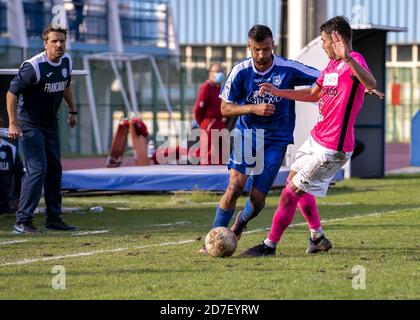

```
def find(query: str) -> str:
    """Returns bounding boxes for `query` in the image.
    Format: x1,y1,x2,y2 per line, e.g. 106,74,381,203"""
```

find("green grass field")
0,174,419,300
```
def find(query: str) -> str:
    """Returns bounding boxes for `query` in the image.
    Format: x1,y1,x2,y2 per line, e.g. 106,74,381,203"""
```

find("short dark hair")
42,24,68,41
248,25,273,42
320,16,352,41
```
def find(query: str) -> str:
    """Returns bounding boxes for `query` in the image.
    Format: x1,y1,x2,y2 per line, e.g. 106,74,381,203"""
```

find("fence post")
411,111,420,166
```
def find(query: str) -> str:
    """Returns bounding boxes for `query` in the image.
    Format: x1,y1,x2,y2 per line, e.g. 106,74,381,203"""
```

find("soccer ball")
205,227,237,257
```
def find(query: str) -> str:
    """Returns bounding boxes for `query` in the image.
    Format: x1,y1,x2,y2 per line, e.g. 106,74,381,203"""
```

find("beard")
254,57,271,66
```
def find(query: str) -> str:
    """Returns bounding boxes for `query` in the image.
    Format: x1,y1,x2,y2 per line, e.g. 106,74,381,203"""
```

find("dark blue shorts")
227,128,287,194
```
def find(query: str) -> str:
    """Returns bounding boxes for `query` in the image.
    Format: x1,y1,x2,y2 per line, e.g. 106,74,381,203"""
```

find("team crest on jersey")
0,151,6,160
272,76,282,86
62,68,68,78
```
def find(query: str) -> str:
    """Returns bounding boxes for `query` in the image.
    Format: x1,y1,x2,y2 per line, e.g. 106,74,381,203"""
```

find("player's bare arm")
6,92,21,139
332,31,377,90
220,100,275,117
258,83,322,103
63,85,78,128
366,88,385,100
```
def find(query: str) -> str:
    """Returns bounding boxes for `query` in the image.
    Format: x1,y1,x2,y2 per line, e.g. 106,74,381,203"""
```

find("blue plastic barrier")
411,111,420,166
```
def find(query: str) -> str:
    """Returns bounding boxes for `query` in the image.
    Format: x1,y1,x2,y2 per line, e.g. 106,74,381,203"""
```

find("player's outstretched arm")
221,100,275,117
366,88,385,100
258,83,321,103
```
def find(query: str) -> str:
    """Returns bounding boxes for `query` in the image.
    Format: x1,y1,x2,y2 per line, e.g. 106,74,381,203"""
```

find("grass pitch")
0,174,419,300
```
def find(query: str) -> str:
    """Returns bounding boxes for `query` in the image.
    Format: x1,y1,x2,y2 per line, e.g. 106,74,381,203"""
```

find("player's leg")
287,170,323,243
43,129,76,231
213,168,248,228
198,168,247,254
290,138,351,253
240,139,311,256
14,127,46,233
212,126,251,228
230,187,265,240
231,144,287,240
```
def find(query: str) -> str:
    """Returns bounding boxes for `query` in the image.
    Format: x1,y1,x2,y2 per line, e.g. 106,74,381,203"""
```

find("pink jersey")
311,51,370,152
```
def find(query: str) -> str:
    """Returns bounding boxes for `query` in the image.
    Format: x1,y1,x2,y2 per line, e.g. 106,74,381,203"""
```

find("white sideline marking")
71,230,110,236
148,221,191,227
0,240,28,246
0,240,195,267
1,208,417,267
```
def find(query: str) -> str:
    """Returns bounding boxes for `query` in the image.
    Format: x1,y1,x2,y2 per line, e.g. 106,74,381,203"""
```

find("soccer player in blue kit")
7,25,78,233
199,25,320,253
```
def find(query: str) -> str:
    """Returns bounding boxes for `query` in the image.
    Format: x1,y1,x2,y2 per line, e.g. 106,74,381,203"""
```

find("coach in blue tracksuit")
7,25,78,233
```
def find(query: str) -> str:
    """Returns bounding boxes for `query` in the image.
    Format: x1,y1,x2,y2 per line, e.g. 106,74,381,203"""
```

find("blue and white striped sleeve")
8,62,37,96
219,64,244,104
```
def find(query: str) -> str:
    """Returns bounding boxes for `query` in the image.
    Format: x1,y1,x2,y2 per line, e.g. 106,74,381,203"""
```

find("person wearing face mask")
193,63,227,165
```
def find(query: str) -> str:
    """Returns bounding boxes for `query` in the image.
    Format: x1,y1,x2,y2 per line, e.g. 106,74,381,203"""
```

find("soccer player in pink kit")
241,16,384,256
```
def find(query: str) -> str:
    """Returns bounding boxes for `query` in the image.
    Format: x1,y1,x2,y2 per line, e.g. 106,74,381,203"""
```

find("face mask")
213,72,225,84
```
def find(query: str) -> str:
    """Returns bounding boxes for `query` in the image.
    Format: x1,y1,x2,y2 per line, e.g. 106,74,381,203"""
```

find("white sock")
263,238,277,248
310,227,324,241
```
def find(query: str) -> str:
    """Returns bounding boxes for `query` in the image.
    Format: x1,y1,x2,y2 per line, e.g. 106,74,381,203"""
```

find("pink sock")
268,185,300,244
297,193,321,231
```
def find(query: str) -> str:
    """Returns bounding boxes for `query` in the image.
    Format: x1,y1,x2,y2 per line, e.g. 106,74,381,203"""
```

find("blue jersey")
9,52,72,128
220,55,320,145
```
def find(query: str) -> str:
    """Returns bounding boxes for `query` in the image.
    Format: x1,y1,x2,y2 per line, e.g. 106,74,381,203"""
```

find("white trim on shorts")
291,135,352,197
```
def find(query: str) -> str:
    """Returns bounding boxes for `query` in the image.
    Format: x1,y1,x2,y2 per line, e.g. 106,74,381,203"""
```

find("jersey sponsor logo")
62,68,68,78
248,91,282,104
323,73,339,86
253,78,266,83
325,87,338,96
44,81,67,93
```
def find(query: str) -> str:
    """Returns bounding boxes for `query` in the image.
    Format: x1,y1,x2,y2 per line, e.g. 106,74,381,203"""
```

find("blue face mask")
213,72,225,84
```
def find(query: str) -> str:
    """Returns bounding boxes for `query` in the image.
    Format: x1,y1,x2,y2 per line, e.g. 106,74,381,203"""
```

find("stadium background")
0,0,417,157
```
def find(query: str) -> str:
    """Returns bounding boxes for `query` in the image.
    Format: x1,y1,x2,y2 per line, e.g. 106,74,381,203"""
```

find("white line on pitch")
148,221,191,227
0,240,195,267
0,208,417,267
0,240,29,246
71,230,110,236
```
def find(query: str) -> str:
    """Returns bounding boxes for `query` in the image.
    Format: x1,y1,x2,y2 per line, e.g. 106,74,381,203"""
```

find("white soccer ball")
205,227,237,258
